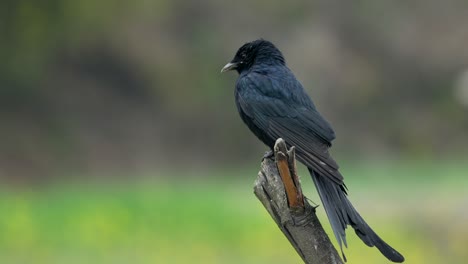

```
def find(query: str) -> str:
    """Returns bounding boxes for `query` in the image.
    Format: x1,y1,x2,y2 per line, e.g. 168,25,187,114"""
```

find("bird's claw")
262,150,274,160
305,196,320,210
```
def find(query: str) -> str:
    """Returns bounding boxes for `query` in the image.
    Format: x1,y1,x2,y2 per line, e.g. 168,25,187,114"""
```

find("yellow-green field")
0,161,467,264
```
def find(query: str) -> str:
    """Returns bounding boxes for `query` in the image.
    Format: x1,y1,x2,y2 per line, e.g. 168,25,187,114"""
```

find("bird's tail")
309,169,404,263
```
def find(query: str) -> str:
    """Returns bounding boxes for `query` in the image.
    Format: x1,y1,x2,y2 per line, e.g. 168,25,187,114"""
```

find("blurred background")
1,0,468,263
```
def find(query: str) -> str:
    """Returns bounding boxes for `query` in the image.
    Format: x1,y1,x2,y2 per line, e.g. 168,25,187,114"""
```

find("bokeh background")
1,0,468,263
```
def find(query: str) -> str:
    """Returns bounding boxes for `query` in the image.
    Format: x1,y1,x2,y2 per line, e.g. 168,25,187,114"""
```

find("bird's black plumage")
222,39,404,263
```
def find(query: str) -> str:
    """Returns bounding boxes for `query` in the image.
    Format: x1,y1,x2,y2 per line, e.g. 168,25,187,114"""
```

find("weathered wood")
254,138,344,264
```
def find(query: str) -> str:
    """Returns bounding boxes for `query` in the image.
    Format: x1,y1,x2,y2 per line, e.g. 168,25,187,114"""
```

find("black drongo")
222,39,404,263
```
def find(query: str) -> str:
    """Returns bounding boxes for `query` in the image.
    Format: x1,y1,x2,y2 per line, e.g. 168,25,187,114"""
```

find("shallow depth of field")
1,161,467,264
2,1,468,264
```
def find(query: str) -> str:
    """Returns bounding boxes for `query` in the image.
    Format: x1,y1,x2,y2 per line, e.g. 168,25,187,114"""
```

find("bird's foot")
262,150,274,160
305,196,320,210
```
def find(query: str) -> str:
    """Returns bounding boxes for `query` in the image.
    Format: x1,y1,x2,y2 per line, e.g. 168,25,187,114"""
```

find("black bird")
221,39,404,263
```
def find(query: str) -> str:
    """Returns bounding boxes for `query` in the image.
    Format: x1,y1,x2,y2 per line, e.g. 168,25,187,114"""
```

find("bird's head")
221,39,285,74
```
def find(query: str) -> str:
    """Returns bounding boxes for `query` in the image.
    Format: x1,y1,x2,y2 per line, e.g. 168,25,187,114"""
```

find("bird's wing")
237,73,344,185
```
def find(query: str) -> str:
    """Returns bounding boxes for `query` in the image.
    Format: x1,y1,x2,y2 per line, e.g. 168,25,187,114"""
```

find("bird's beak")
221,62,238,73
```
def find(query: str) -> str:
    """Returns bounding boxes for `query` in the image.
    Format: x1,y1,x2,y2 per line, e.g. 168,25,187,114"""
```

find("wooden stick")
254,138,344,264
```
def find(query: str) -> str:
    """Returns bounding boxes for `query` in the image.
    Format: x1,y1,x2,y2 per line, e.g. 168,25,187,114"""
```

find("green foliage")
0,162,466,263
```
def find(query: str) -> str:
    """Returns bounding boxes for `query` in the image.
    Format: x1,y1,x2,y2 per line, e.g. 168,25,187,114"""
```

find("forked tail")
309,169,404,263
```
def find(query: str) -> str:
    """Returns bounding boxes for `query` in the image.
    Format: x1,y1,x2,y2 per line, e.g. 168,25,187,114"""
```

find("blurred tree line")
1,0,468,180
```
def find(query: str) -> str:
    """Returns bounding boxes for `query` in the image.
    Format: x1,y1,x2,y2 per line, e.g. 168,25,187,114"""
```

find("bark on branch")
254,138,344,264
